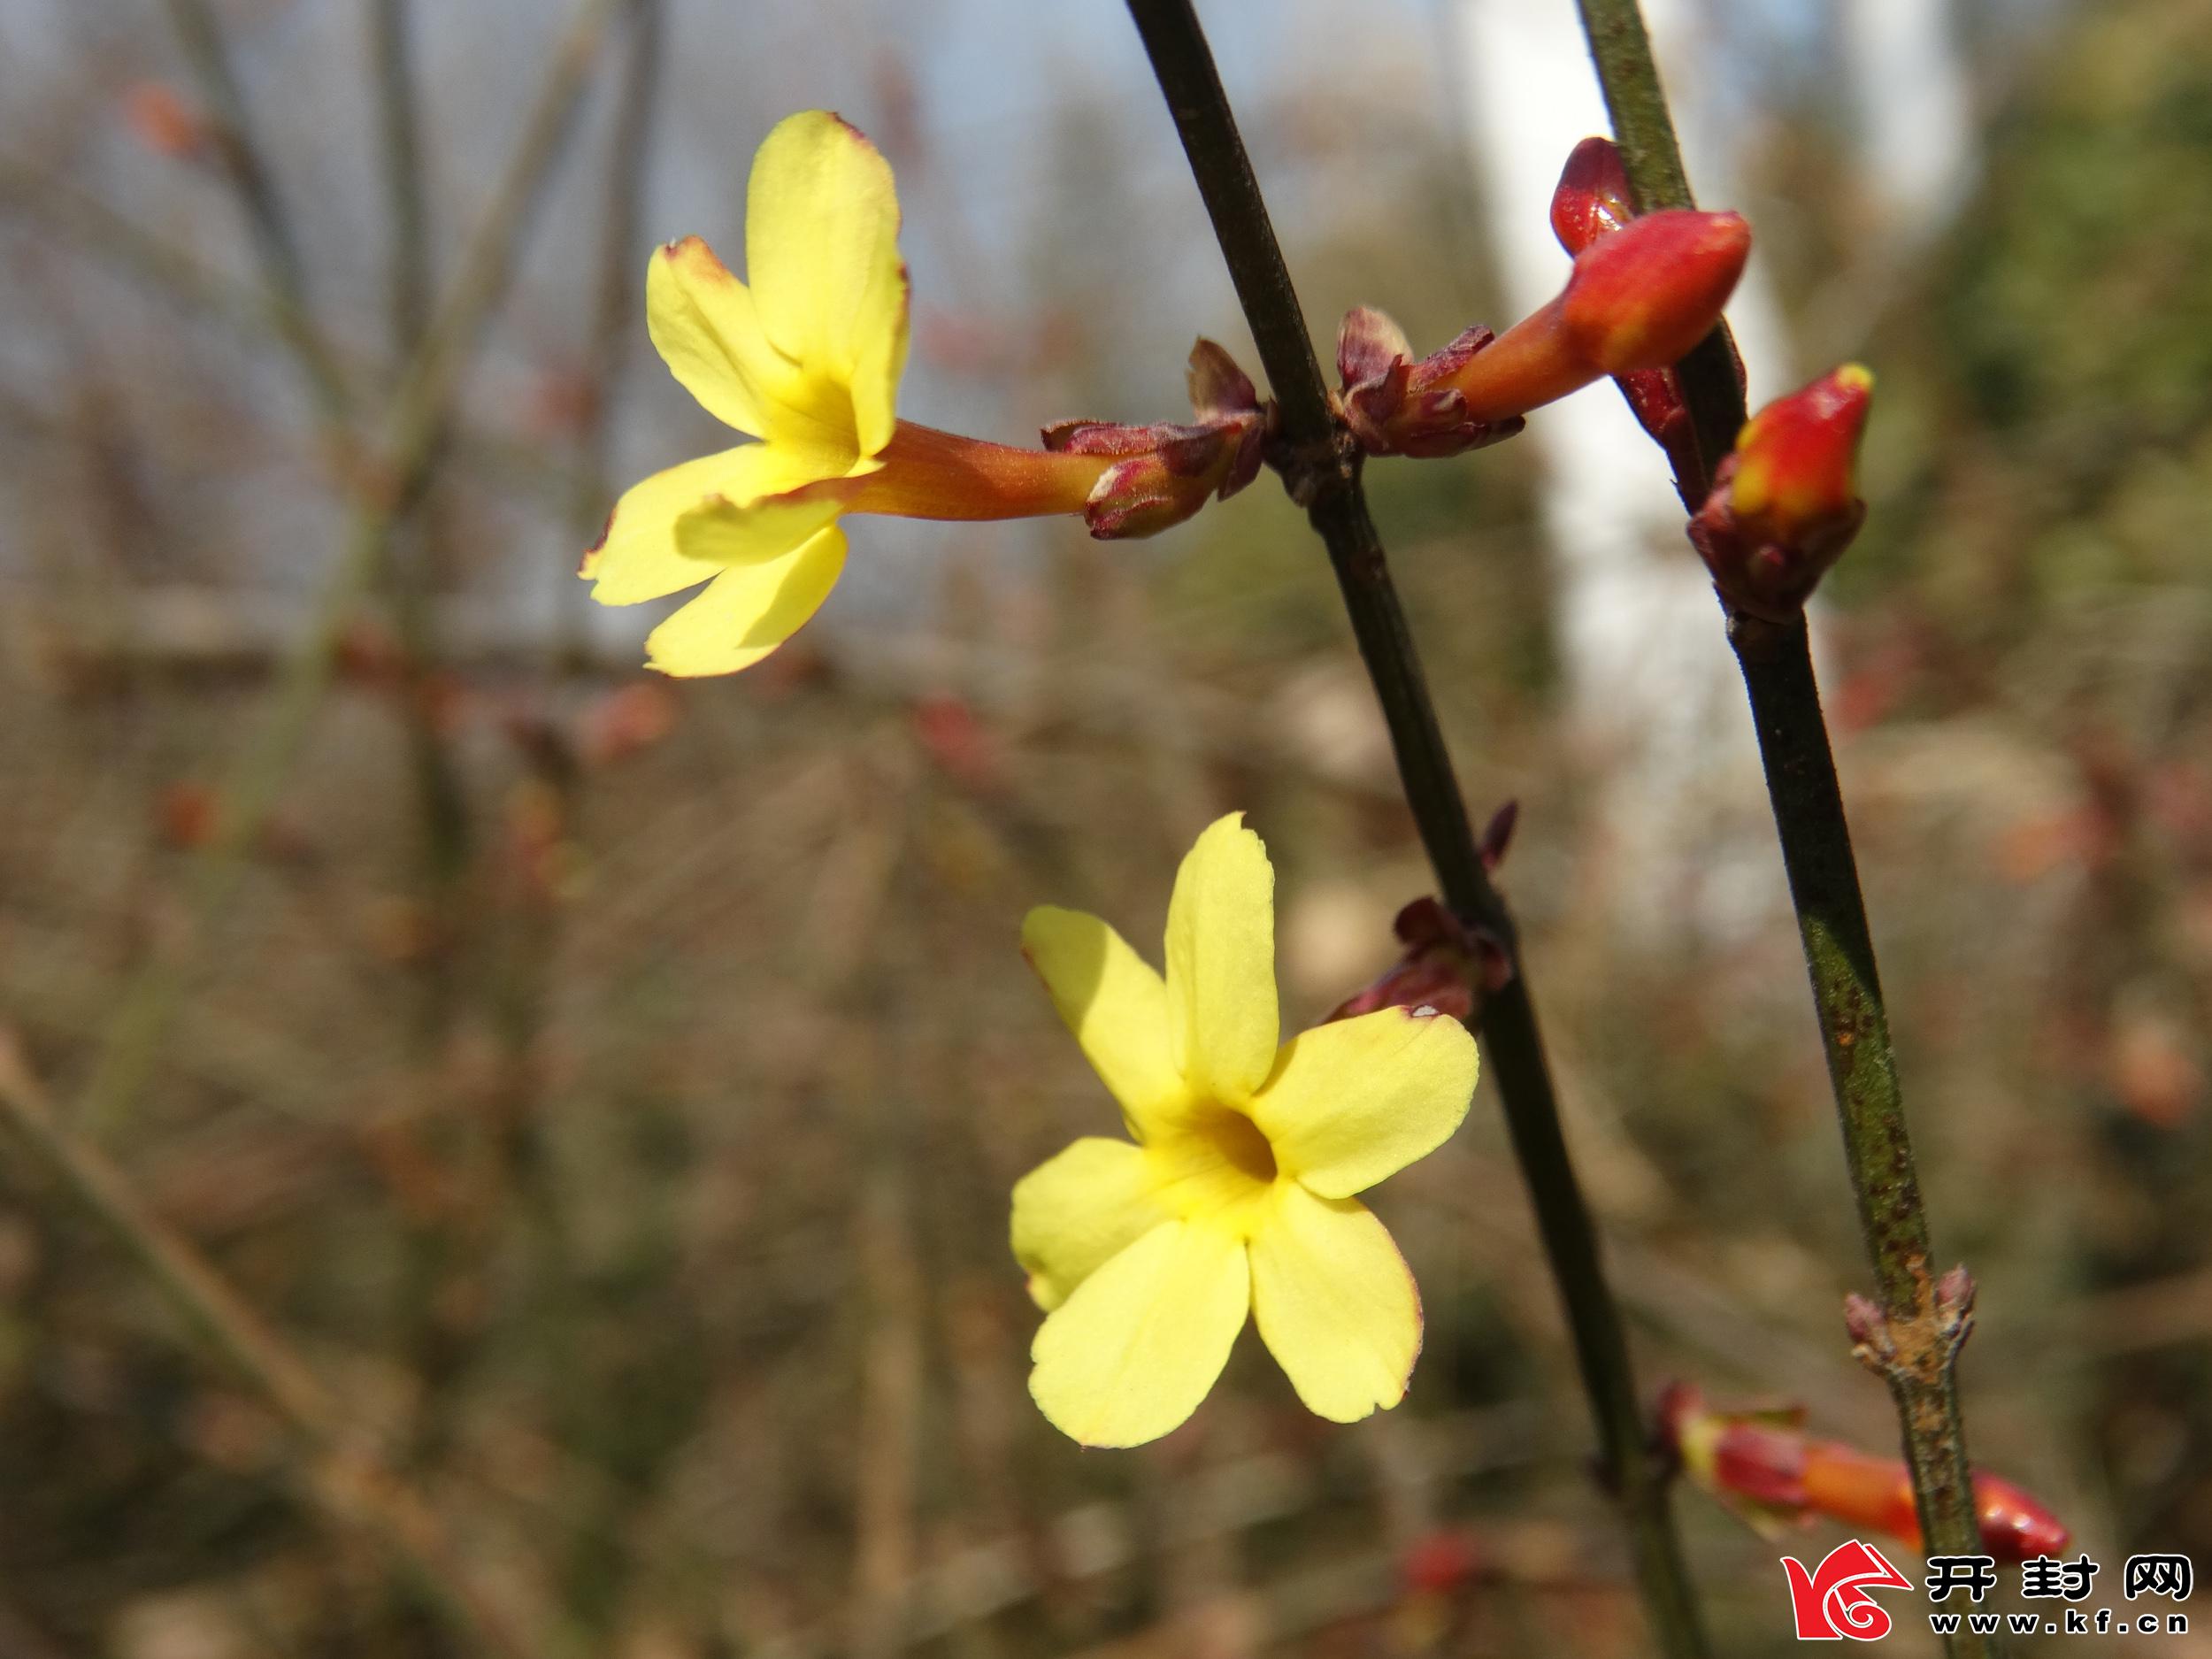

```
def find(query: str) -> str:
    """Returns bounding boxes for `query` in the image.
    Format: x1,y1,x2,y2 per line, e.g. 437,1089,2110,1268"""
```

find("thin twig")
1119,5,1708,1655
370,0,434,366
0,1033,536,1659
160,0,352,422
0,158,578,505
560,0,664,664
77,0,632,1136
368,0,473,1046
1571,0,1993,1633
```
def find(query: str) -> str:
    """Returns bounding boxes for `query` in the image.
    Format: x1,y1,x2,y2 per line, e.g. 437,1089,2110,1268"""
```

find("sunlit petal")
745,111,909,457
584,443,848,605
1011,1138,1173,1311
641,526,845,678
673,467,869,570
645,236,798,441
1029,1219,1249,1448
1250,1009,1477,1198
1021,906,1191,1136
1163,813,1278,1104
1249,1184,1420,1423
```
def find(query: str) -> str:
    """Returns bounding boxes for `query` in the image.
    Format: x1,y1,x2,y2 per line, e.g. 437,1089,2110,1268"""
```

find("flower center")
1199,1105,1278,1185
1145,1102,1281,1234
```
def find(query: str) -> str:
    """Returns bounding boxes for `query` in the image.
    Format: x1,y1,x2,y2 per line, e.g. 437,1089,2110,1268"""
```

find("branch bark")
1571,4,1993,1647
1122,5,1709,1655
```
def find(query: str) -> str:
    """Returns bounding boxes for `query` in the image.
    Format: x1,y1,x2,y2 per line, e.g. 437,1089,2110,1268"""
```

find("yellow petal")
1250,1009,1477,1199
745,111,909,457
1163,813,1279,1105
645,237,801,442
1021,907,1191,1136
1011,1138,1173,1311
642,526,845,678
1248,1183,1420,1423
1029,1218,1249,1448
674,469,864,569
584,443,843,605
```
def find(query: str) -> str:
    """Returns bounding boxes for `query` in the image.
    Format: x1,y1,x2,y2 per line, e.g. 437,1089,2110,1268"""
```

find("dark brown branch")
1122,5,1708,1655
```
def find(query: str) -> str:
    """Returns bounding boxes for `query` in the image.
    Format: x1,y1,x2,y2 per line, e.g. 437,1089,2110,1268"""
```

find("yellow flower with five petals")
1015,814,1479,1447
583,111,1260,678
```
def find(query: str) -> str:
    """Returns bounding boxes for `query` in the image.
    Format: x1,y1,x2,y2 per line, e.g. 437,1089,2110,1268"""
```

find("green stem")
1572,0,1993,1632
1123,5,1708,1655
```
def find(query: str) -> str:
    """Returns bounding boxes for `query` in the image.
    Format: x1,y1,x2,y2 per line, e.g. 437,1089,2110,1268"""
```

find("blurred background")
3,0,2209,1653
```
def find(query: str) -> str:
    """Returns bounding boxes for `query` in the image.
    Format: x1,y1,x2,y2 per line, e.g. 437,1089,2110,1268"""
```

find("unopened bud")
1548,139,1747,503
1558,210,1752,376
1549,135,1635,255
1437,210,1749,426
1660,1378,2070,1561
1689,365,1872,620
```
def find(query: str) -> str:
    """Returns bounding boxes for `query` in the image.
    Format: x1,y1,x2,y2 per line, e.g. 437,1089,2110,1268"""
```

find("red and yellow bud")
1555,209,1751,377
1548,138,1748,502
1661,1383,2070,1563
1687,365,1873,620
1333,201,1746,460
1448,209,1747,422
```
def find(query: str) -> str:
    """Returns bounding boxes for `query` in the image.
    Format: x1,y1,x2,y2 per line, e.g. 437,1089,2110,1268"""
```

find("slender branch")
369,0,474,1047
1571,0,1993,1627
161,0,352,420
1120,6,1707,1655
77,0,631,1136
370,0,434,365
0,1034,536,1659
561,0,665,664
0,158,580,507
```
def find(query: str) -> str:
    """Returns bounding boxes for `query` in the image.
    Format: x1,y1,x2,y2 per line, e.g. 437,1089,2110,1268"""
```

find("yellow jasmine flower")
584,111,1262,678
1014,814,1480,1447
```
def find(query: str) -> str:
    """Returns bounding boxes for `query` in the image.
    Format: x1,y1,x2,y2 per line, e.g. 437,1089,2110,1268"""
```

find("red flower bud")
1556,209,1752,379
1550,135,1635,255
1687,365,1873,620
1440,210,1749,426
1332,208,1745,459
1548,138,1747,503
1660,1383,2069,1563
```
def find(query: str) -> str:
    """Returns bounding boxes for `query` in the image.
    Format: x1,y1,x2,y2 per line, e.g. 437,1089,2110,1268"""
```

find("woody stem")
1122,4,1709,1656
1573,0,1993,1644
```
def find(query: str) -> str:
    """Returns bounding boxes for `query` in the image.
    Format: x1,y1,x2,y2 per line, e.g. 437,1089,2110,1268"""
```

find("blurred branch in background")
1119,3,1709,1655
159,0,352,425
0,1033,538,1659
561,0,665,665
74,0,637,1140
